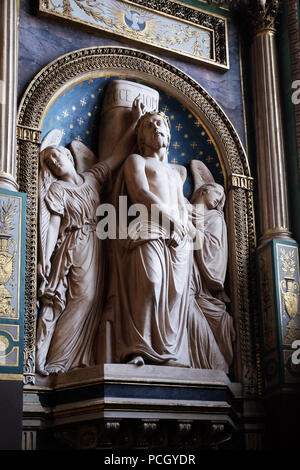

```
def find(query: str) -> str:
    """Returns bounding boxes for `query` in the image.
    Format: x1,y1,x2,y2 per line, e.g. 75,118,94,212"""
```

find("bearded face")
137,113,170,153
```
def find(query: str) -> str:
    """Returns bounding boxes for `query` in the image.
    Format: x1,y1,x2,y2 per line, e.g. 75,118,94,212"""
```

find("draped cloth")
188,207,234,372
111,166,193,367
36,162,110,374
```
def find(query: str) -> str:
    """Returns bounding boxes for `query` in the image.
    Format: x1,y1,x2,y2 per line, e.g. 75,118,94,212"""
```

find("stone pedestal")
23,364,242,450
0,189,27,450
257,238,300,448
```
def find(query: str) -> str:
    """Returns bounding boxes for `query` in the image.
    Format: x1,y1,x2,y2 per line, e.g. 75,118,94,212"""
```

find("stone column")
247,0,291,243
0,0,25,451
239,0,300,450
0,0,19,191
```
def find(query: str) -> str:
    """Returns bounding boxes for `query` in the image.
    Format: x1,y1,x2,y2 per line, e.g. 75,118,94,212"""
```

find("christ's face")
139,114,170,152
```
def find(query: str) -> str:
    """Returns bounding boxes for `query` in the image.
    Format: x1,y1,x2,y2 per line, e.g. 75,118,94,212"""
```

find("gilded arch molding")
17,46,259,394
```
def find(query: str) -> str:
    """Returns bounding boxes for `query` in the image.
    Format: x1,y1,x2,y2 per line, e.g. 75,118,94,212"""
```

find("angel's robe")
188,206,234,372
36,162,110,374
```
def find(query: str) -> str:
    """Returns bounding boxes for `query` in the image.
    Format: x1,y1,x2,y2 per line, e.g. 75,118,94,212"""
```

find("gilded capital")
236,0,280,37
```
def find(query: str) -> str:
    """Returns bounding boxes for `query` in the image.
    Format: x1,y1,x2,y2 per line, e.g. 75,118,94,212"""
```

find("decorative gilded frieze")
38,0,229,69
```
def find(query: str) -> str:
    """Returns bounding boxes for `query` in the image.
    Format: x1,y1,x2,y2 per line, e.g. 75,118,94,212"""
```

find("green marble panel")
257,239,300,391
0,189,26,379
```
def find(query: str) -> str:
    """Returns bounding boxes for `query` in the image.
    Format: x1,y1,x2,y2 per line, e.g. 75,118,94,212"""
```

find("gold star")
172,141,180,149
184,134,189,139
176,123,183,131
190,141,197,149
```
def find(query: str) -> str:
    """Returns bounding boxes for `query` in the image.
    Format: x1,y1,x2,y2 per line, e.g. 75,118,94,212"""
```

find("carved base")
23,364,244,450
257,239,300,392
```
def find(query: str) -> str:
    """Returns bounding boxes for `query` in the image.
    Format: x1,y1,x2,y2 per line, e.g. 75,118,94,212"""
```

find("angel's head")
41,146,75,179
135,111,171,156
191,182,225,211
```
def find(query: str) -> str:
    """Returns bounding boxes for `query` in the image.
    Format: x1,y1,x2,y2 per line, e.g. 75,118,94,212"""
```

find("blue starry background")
42,76,223,199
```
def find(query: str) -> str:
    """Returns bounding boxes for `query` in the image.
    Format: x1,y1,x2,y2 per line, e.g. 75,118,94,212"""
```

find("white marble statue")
187,161,235,372
35,79,235,376
110,111,193,367
35,97,144,375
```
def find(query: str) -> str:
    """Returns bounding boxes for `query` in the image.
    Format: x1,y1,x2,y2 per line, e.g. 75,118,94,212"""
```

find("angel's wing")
172,163,187,184
39,130,63,269
40,129,63,152
136,13,149,24
110,1,155,24
190,160,215,192
124,10,133,21
68,141,97,173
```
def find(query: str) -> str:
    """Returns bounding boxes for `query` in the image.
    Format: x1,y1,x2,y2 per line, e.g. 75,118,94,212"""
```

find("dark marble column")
0,1,25,451
0,0,19,191
237,0,300,450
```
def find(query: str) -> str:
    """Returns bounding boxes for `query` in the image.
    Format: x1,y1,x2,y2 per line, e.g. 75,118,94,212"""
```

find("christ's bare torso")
125,153,186,226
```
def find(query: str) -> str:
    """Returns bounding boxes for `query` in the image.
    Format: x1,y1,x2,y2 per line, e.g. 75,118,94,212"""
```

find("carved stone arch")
17,46,260,394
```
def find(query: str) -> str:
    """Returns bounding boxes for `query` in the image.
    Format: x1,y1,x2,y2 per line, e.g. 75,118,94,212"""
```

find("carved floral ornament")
236,0,281,35
17,47,259,394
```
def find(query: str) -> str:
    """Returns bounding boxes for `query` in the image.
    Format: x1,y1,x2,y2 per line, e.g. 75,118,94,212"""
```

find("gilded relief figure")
187,161,235,372
35,97,144,375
